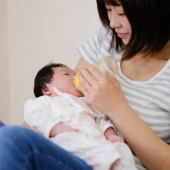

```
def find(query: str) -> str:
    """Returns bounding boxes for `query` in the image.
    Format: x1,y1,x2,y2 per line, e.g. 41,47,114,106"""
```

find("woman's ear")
42,86,51,96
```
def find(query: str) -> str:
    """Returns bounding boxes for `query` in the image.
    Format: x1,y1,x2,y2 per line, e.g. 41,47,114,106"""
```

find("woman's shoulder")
98,25,112,35
96,25,112,43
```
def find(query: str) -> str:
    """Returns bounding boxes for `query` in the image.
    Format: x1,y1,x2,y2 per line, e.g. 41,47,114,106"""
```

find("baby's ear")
42,86,51,96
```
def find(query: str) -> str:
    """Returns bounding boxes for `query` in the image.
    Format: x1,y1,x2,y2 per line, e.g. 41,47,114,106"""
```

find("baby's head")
34,62,84,98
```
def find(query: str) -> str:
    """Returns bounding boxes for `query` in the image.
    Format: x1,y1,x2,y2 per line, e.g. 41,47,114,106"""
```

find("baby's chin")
73,90,84,97
75,92,84,97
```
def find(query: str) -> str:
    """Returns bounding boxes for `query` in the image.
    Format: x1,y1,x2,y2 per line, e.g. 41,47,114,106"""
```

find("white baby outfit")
24,88,136,170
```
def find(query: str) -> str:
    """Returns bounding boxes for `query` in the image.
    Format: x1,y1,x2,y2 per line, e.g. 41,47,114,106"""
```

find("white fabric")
52,132,136,170
24,89,136,170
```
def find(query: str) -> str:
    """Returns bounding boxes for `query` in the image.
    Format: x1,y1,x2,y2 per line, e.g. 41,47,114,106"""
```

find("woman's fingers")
84,64,104,81
77,64,104,88
105,71,116,81
77,70,93,97
77,64,117,98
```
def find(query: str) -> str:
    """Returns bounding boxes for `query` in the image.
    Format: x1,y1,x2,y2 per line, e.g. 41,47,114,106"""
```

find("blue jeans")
0,121,92,170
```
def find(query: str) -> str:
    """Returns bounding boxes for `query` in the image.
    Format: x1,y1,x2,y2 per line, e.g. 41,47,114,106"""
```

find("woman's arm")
78,64,170,170
112,103,170,170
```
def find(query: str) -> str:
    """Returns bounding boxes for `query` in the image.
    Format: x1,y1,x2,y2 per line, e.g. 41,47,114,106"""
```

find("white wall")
0,0,9,124
1,0,100,124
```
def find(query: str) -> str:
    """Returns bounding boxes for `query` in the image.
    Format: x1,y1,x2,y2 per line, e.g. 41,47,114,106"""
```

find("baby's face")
46,67,84,97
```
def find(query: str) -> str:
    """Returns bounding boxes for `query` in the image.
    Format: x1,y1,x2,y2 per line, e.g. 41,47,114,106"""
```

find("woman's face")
105,4,131,44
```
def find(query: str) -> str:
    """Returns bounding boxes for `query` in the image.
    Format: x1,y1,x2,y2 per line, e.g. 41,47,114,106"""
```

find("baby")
24,62,136,170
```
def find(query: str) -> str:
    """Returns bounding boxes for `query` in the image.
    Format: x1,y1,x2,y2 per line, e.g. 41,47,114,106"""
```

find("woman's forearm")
110,103,170,170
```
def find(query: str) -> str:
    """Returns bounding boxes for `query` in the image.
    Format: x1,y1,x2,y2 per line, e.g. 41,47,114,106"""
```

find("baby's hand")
107,135,124,143
50,123,79,137
104,127,124,143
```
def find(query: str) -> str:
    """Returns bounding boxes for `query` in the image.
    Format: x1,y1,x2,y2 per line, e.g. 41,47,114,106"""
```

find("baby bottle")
74,56,118,92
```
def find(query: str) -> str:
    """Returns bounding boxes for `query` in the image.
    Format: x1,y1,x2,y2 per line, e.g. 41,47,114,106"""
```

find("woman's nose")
109,15,121,29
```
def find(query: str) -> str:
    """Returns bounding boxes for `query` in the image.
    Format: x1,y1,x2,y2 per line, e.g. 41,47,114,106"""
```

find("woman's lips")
117,32,128,39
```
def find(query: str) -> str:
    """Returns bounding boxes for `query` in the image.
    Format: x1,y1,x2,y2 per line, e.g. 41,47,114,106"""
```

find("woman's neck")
120,41,170,81
132,40,170,60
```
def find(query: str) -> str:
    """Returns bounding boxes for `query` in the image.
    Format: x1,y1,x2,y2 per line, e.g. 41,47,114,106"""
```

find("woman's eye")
63,73,69,76
106,9,111,11
118,13,125,16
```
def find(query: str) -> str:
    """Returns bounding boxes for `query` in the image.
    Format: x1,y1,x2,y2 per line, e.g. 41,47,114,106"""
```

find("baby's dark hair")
34,62,68,97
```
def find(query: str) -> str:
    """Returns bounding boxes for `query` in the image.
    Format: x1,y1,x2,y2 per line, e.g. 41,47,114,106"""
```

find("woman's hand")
77,64,127,117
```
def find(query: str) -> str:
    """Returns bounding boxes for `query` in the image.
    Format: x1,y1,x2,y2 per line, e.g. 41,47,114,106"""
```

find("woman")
76,0,170,169
0,0,170,169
